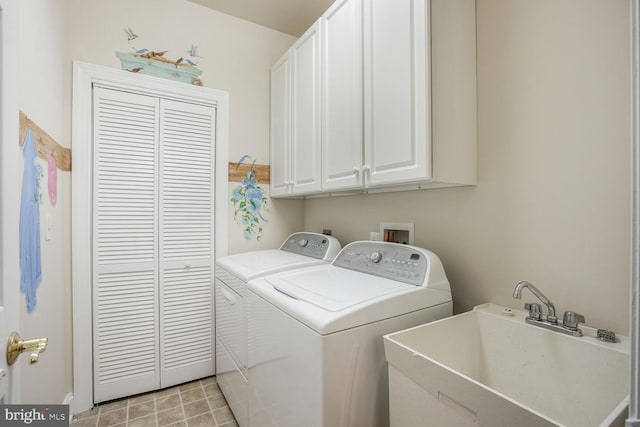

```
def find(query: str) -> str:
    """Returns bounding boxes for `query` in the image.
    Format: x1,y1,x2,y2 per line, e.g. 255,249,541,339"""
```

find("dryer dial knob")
298,239,309,247
370,251,382,263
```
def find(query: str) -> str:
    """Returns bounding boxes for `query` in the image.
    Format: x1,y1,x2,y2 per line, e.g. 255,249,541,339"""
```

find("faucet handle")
562,311,585,331
524,303,542,320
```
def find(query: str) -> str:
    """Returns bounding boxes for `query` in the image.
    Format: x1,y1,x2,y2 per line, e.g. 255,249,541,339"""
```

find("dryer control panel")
333,241,431,286
280,232,341,261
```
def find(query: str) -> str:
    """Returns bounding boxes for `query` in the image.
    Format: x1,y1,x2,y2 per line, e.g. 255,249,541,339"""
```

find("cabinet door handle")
352,166,360,175
220,287,237,305
361,165,370,175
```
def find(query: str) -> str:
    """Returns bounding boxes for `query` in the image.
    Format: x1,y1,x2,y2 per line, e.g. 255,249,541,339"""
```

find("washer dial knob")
298,239,309,247
370,251,382,263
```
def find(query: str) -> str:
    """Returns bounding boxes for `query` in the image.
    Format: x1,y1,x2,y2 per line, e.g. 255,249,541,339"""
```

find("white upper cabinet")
321,0,364,192
363,0,430,187
270,52,291,197
271,0,476,197
290,20,323,195
363,0,476,191
270,20,323,197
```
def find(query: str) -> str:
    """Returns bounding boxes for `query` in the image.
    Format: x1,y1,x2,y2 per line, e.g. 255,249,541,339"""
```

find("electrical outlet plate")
379,222,414,245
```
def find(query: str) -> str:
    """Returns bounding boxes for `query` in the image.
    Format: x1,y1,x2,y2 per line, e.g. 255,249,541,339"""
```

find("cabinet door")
270,51,292,197
321,0,364,191
92,87,160,403
290,19,323,195
363,0,430,187
159,99,215,388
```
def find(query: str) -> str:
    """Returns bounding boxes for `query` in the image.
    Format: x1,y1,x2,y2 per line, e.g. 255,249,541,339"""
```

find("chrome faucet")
512,281,557,323
512,281,585,337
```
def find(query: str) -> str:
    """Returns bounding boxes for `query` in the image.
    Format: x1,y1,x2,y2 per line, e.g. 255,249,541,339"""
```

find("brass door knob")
6,332,48,365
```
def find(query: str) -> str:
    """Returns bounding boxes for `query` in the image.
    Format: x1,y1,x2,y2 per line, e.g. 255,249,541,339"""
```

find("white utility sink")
384,303,629,427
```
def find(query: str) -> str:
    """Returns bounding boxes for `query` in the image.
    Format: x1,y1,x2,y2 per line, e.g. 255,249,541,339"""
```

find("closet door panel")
92,87,160,403
160,265,213,386
159,99,215,387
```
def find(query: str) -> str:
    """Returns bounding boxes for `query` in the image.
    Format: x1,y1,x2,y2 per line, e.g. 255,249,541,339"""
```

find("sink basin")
384,303,629,427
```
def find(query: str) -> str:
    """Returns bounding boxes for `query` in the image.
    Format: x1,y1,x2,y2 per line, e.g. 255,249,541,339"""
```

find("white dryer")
215,232,341,427
247,241,452,427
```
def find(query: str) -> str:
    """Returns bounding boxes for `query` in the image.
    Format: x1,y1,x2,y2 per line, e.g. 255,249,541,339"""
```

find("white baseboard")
63,392,74,425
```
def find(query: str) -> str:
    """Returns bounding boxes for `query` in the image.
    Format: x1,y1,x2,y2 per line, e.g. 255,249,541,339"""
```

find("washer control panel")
280,232,341,261
333,241,429,286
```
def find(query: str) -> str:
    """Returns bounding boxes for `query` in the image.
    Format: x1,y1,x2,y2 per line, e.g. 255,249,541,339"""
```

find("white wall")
305,0,632,335
18,0,71,404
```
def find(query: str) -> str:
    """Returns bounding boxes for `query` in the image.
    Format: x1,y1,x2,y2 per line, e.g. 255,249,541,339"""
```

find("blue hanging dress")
19,128,42,313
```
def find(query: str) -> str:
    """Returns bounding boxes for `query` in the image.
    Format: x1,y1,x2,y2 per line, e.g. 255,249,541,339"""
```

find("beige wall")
17,0,303,404
19,0,71,404
64,0,304,255
14,0,631,407
305,0,632,335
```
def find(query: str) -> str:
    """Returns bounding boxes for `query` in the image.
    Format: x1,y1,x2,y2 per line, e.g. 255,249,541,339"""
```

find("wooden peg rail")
228,162,270,184
20,109,274,179
19,110,72,171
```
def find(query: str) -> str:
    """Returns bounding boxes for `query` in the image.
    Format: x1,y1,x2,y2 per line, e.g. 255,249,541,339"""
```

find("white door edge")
0,0,22,404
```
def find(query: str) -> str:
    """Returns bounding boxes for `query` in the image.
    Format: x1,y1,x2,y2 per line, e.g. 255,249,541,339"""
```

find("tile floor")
71,376,238,427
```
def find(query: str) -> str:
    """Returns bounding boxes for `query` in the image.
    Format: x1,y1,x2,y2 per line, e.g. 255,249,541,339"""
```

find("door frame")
71,61,229,414
0,0,21,404
630,1,640,425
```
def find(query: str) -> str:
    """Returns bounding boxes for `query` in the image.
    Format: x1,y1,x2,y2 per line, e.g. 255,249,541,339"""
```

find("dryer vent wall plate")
380,222,414,245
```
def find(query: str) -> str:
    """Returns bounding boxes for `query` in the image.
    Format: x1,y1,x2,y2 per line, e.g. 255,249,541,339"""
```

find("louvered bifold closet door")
159,99,216,388
92,87,160,403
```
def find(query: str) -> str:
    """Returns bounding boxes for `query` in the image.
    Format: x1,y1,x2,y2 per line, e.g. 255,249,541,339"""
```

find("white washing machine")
247,241,452,427
215,232,341,427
